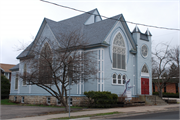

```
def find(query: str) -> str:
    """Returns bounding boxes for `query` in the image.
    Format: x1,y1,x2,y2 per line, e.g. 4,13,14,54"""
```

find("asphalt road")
1,105,82,119
112,110,179,119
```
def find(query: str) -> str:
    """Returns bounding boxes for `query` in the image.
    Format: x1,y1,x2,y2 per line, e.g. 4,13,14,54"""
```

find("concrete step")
146,96,168,105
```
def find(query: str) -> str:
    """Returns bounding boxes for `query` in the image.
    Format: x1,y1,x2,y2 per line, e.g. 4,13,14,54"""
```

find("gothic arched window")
113,74,116,84
39,43,52,84
141,64,148,73
23,64,27,85
113,32,126,69
118,74,121,84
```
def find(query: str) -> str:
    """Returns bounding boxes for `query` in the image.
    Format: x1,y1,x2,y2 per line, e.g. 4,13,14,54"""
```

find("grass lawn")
1,99,83,109
51,111,120,119
1,99,17,105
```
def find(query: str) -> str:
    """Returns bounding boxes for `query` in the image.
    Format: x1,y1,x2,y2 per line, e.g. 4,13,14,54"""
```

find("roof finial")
135,24,138,31
145,28,152,36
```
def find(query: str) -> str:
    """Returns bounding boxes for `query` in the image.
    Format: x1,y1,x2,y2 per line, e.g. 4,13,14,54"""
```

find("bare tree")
19,30,98,111
169,45,179,77
152,43,176,98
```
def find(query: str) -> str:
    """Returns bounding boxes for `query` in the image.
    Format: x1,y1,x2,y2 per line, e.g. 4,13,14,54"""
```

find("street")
112,110,179,119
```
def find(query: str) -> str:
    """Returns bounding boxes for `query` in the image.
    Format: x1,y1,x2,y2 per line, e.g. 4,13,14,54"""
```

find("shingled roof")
0,63,15,72
17,9,136,59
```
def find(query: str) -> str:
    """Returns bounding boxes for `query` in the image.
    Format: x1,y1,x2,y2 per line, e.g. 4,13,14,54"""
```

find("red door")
141,78,149,94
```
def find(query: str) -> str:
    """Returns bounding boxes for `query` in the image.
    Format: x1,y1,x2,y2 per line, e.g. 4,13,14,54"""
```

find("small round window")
141,45,148,57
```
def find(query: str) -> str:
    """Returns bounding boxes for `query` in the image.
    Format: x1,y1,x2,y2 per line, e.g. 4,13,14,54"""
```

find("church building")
9,9,152,106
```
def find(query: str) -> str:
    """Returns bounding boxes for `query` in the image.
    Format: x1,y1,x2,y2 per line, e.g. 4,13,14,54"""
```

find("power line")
40,0,180,31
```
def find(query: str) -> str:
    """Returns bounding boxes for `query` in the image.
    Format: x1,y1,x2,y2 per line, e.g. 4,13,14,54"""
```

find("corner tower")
132,26,152,95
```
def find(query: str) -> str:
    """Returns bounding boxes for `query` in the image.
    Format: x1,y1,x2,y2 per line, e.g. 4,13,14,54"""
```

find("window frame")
112,74,116,84
57,98,61,105
22,64,27,86
14,96,17,102
112,32,126,70
15,74,18,90
68,97,72,106
112,74,126,85
141,44,148,58
21,96,24,103
47,97,51,105
39,43,53,85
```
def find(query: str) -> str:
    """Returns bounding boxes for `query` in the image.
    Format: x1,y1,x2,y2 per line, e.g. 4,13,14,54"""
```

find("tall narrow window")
39,43,52,84
123,75,126,84
23,64,27,86
113,74,116,84
113,33,126,69
118,74,121,84
15,74,18,90
68,56,73,83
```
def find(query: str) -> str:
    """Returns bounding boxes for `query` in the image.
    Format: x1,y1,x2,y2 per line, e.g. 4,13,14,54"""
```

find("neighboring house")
0,63,15,81
9,9,152,106
152,78,179,94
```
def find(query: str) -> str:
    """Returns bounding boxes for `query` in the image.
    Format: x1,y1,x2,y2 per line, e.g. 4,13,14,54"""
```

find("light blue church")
9,9,152,106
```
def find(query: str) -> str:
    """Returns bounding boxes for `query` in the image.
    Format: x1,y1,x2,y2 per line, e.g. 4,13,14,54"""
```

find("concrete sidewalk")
162,97,180,103
7,104,179,120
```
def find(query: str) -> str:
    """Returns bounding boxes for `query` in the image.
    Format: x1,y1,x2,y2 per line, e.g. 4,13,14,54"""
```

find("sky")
0,0,179,65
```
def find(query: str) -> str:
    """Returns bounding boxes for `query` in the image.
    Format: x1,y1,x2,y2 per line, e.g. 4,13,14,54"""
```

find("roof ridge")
58,8,97,23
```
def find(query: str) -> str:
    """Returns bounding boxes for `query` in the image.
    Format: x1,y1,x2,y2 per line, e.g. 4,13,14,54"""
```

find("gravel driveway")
1,105,81,119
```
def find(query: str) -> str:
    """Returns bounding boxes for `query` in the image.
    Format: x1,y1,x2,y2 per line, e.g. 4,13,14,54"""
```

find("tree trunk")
61,99,69,112
158,89,163,98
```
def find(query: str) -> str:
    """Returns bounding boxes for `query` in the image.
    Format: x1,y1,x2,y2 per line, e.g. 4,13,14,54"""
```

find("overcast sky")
0,0,179,65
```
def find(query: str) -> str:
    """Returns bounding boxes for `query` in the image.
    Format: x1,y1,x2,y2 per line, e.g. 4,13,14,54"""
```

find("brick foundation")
9,95,88,106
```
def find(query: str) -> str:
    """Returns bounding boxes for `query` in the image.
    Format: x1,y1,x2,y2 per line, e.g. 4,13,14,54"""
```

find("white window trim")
112,74,126,85
15,74,18,90
57,99,61,105
112,32,127,70
97,49,104,92
141,44,148,58
14,96,17,102
21,96,24,103
22,80,27,87
47,97,51,105
68,97,72,106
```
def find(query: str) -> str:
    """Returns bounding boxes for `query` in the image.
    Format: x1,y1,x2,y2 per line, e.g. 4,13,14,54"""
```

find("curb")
91,107,179,119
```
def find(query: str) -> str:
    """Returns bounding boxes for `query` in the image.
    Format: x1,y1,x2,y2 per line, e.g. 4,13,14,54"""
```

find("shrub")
84,91,118,108
1,75,10,99
153,92,179,98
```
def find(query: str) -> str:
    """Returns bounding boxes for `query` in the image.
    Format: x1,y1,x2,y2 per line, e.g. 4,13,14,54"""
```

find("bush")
153,92,179,98
84,91,118,108
1,75,10,99
163,93,179,98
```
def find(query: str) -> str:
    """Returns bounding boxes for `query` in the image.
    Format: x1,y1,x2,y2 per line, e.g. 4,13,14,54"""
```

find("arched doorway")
141,64,149,95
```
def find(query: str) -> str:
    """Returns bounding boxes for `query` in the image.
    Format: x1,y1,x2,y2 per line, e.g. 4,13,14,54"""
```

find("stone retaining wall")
9,95,88,106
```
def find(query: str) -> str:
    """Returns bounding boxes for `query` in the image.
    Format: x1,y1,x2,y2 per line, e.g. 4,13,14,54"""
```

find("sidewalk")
162,97,180,103
7,104,179,120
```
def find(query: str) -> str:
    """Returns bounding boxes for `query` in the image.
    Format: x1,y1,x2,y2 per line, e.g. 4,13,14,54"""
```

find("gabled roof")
17,9,137,59
0,63,15,72
9,64,19,71
83,14,120,45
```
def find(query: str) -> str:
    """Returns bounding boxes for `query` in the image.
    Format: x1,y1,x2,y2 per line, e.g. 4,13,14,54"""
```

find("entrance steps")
139,95,168,105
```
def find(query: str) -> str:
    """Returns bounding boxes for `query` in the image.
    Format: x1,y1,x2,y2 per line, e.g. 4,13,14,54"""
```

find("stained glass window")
141,64,148,73
113,33,126,69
